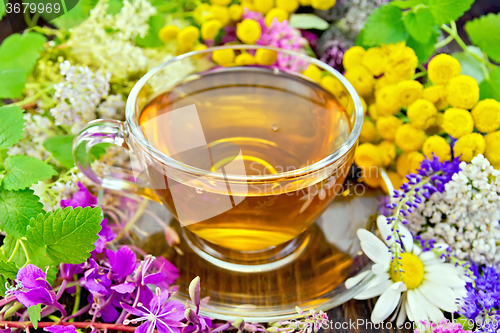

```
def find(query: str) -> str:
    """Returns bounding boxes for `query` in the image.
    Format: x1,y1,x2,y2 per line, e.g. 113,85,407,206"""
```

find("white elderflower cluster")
407,155,500,264
8,113,53,160
32,170,82,211
50,61,124,133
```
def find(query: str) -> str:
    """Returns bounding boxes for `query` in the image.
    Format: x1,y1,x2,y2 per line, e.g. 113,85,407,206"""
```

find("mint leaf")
363,5,408,47
43,135,75,169
465,13,500,63
479,66,500,101
0,188,44,238
0,68,27,99
0,260,18,279
27,207,103,264
289,14,329,30
3,235,55,277
28,304,41,329
425,0,474,26
452,46,486,84
0,105,25,149
2,156,57,191
403,7,435,44
406,27,439,64
136,15,165,48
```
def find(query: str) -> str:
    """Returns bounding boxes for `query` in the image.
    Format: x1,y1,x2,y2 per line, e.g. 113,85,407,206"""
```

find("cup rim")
125,44,363,182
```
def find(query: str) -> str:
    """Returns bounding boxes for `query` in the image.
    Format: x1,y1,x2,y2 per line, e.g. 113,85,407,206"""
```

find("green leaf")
0,1,6,19
289,14,329,30
0,105,25,150
363,5,408,47
3,235,55,277
403,7,435,44
452,46,486,84
0,276,6,297
2,156,57,191
0,188,44,238
48,1,89,28
479,66,500,102
136,14,165,48
465,13,500,63
406,27,439,64
0,260,18,279
28,304,42,329
0,69,27,99
390,0,423,8
425,0,474,26
43,135,76,169
355,29,367,48
26,207,103,265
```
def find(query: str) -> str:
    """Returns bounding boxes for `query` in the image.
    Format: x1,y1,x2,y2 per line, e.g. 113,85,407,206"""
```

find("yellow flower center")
389,252,425,290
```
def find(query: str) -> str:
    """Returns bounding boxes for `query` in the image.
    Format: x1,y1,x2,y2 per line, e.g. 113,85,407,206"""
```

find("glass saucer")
134,186,382,323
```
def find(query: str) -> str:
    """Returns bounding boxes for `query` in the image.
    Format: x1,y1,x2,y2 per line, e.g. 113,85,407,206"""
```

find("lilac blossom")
319,40,348,71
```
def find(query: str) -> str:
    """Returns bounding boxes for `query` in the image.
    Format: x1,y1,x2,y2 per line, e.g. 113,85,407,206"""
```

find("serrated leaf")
43,135,75,169
28,304,41,329
425,0,474,26
3,156,57,191
0,188,44,238
479,66,500,102
465,13,500,63
289,14,329,30
27,207,102,265
363,5,408,47
0,260,18,279
452,46,486,83
0,105,25,150
136,15,165,48
406,27,439,64
403,7,435,44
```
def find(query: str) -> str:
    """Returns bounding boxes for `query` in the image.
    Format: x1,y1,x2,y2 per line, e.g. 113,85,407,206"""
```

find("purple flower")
84,259,112,297
122,289,185,333
94,218,116,253
9,265,66,316
152,257,179,287
461,264,500,323
106,246,137,282
319,39,348,71
43,325,77,333
60,182,97,208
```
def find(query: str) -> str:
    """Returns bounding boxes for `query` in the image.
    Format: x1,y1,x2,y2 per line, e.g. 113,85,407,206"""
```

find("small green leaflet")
0,260,18,279
465,13,500,64
0,188,44,238
406,26,439,64
2,155,57,191
28,304,42,329
403,7,435,44
289,14,329,30
452,46,486,84
362,5,408,47
43,135,75,169
136,15,165,48
479,67,500,102
27,206,103,265
0,105,25,150
0,69,27,99
424,0,474,26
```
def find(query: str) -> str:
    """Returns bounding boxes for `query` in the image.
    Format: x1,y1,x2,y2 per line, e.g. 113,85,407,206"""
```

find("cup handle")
72,119,159,201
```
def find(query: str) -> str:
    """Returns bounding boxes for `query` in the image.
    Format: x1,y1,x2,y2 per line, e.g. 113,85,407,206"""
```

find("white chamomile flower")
346,216,468,325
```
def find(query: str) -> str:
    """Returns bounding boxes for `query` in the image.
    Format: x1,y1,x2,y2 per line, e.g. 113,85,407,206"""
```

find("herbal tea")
139,68,354,251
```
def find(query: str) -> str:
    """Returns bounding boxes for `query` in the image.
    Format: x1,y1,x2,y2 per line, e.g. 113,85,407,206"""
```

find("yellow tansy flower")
210,5,231,26
426,112,445,136
311,0,336,10
193,43,208,58
159,25,180,43
354,143,382,168
344,65,374,97
212,49,235,65
368,104,380,121
442,108,474,138
193,4,213,25
235,52,256,65
471,99,500,133
177,26,200,47
428,54,461,85
229,4,244,21
265,7,289,26
299,0,311,5
446,75,479,109
378,140,396,167
485,131,500,169
201,19,222,40
454,133,486,162
423,85,441,103
210,0,231,5
302,64,322,83
236,19,262,44
276,0,299,12
360,118,378,143
407,99,437,130
376,115,403,141
423,135,451,162
384,47,418,83
360,166,382,188
254,0,274,13
381,41,406,55
361,47,387,77
342,46,366,70
407,151,425,173
375,85,401,115
397,80,423,107
395,124,426,152
255,49,277,65
374,76,391,92
381,171,402,194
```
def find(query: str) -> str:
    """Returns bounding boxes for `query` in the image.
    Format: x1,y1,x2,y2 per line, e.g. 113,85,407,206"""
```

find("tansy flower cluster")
345,45,500,191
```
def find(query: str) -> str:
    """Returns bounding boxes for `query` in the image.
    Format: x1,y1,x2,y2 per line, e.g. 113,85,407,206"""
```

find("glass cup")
73,45,363,272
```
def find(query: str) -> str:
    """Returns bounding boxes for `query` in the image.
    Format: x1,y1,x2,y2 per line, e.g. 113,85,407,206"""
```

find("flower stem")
7,240,20,263
0,321,139,332
13,85,53,108
3,302,23,319
0,296,16,308
19,239,32,267
56,279,68,301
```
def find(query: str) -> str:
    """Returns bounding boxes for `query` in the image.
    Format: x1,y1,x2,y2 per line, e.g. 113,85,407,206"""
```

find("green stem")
69,276,81,323
45,154,53,164
3,303,23,319
19,239,31,267
13,86,53,108
412,71,427,80
7,240,20,263
434,34,454,49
